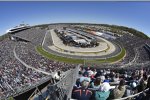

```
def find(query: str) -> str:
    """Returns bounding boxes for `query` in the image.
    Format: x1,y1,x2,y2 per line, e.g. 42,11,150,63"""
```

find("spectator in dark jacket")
72,80,92,100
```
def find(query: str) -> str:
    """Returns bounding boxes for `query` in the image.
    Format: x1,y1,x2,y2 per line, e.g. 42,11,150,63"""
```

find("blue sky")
0,1,150,36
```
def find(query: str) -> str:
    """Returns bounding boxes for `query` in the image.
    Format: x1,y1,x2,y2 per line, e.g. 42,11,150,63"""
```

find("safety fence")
28,65,79,100
0,75,54,100
44,65,79,100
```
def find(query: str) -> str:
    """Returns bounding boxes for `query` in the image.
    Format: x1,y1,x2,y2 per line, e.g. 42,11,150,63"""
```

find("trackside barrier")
44,65,80,100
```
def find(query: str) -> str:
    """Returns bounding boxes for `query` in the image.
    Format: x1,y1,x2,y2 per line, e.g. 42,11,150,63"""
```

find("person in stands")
109,79,126,99
79,71,91,83
94,82,111,100
112,73,120,82
89,77,102,90
72,80,92,100
83,68,89,77
137,73,148,92
142,76,150,100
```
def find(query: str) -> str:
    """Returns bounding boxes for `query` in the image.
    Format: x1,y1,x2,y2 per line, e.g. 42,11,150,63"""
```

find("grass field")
36,46,84,64
36,46,126,64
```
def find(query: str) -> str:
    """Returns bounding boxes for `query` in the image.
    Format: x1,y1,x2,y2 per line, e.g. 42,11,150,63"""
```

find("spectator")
104,75,110,82
87,68,94,77
83,68,89,77
90,77,102,90
137,73,148,92
93,69,97,76
53,71,61,82
78,71,83,79
142,76,150,100
109,79,126,99
72,80,92,100
95,82,111,100
80,72,91,83
112,73,120,82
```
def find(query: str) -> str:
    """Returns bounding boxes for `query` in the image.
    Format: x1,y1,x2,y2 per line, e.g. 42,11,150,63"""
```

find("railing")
70,88,149,100
44,65,79,100
13,75,53,100
88,83,149,100
113,88,149,100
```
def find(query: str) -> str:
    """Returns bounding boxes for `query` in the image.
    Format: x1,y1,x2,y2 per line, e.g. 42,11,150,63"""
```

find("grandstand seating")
0,39,46,99
13,28,46,45
71,65,150,100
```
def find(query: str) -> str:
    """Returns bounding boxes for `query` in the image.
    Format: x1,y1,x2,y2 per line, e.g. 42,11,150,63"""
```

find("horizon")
0,1,150,37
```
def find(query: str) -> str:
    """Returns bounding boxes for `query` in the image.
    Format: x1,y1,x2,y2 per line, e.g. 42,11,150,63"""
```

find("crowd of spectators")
13,27,46,45
0,39,46,99
15,42,76,73
0,27,77,99
0,39,76,99
132,45,150,63
72,66,150,100
116,34,148,64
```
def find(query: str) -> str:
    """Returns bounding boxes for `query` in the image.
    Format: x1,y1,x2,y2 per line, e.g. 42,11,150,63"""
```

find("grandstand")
6,24,30,34
0,23,150,100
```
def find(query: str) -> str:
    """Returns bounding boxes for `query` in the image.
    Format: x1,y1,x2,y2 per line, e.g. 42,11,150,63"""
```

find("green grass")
84,48,125,64
8,97,14,100
36,46,126,64
36,46,84,64
106,48,125,62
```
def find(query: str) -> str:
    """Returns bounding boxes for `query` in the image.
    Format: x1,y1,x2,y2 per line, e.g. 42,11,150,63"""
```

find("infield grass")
36,46,126,64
